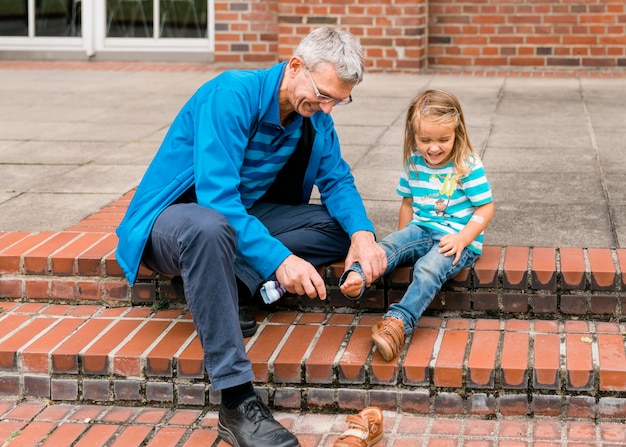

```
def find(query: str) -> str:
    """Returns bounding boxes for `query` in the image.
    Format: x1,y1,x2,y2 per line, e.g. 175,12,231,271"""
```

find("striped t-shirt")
239,118,303,208
397,154,493,254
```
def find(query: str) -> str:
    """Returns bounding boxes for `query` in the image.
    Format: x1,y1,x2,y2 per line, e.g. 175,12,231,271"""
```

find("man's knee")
179,207,237,254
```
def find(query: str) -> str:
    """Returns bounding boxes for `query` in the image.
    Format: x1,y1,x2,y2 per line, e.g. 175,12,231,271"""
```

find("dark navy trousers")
142,201,350,390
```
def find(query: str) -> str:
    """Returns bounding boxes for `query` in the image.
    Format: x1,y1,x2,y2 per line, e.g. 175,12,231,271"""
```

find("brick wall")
428,0,626,69
214,0,428,71
214,0,626,72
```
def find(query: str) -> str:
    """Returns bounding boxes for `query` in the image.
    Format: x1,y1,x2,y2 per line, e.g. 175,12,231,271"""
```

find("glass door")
0,0,81,37
106,0,207,39
0,0,212,57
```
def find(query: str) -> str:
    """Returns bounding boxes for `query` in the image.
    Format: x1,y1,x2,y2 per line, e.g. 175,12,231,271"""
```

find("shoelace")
243,397,271,423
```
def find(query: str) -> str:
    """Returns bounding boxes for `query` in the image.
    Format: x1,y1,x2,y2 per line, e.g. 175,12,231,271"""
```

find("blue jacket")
116,62,375,285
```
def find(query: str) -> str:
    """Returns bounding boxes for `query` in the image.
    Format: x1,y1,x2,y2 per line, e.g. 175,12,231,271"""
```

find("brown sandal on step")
333,406,384,447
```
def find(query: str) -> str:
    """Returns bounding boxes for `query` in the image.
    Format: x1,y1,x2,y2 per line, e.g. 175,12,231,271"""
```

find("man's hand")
275,254,327,300
344,231,387,287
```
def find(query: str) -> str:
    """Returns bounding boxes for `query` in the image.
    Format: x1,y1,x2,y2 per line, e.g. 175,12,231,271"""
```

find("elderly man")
116,26,386,447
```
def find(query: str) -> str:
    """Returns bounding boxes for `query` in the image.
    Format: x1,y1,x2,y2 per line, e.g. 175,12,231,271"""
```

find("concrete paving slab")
0,62,624,249
483,146,595,173
0,192,120,232
27,164,150,194
488,172,605,205
485,203,614,248
613,205,626,248
0,141,121,165
0,165,76,192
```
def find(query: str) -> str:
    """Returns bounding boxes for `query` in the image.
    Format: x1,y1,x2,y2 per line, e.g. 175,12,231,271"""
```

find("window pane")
160,0,206,38
36,0,73,36
0,0,28,36
107,0,154,38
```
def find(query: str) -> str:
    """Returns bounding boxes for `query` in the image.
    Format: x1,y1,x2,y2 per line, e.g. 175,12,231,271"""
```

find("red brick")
108,426,153,447
0,317,57,369
15,302,47,313
67,305,100,317
338,325,373,384
146,321,195,377
41,304,72,316
587,248,616,290
5,400,47,419
77,234,118,276
500,331,529,389
103,280,130,301
22,232,82,274
247,324,289,382
467,330,499,388
306,325,349,383
560,247,586,290
82,319,143,374
531,247,556,289
0,278,22,299
0,232,55,273
40,423,89,447
0,421,27,443
533,333,560,389
177,336,204,378
24,279,50,299
597,333,626,391
50,279,76,300
51,318,112,373
0,313,31,340
113,320,171,376
565,333,594,390
370,342,399,384
21,318,85,373
73,424,119,447
433,328,469,388
145,427,186,446
0,232,31,248
104,252,125,277
5,421,56,446
473,245,501,287
502,246,529,288
183,429,219,446
403,327,438,385
51,233,108,275
77,281,102,301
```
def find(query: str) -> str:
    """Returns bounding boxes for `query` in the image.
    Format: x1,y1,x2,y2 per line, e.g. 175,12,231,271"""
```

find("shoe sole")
241,324,258,338
334,432,383,447
218,420,241,447
371,333,395,362
218,420,301,447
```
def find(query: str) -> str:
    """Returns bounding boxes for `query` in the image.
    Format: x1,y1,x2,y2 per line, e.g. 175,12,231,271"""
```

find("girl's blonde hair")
403,89,476,177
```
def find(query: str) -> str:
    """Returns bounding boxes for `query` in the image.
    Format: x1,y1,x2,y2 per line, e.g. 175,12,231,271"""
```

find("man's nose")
319,101,334,114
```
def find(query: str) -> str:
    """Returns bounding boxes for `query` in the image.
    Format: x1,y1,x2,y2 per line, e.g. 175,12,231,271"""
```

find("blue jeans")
141,202,350,390
379,225,478,333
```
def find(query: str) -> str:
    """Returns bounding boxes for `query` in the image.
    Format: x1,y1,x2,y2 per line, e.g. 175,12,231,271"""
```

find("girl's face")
414,118,456,168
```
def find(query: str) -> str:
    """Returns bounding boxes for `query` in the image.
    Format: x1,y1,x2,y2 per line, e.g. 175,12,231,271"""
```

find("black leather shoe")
239,312,258,338
171,276,257,337
218,395,300,447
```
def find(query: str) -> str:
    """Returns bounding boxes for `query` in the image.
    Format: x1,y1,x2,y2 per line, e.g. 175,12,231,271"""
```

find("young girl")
340,89,494,361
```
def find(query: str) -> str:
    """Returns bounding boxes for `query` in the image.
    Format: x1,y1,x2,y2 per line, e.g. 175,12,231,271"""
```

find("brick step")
1,302,626,421
1,230,626,319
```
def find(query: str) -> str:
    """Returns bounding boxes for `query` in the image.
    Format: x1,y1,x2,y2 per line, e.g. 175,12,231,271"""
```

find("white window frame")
0,0,214,59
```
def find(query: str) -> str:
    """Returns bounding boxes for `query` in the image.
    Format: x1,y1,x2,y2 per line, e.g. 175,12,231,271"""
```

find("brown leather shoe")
333,406,384,447
371,317,405,361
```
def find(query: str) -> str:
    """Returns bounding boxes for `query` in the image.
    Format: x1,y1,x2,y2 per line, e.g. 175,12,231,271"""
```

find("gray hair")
293,26,364,86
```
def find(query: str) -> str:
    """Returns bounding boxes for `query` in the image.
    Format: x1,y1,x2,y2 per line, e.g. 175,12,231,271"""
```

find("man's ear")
287,56,304,77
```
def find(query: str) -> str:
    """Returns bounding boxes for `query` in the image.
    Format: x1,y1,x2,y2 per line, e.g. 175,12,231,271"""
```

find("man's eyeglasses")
304,68,353,106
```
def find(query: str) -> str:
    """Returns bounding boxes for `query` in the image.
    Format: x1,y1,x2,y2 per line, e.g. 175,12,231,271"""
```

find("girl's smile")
414,119,456,168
